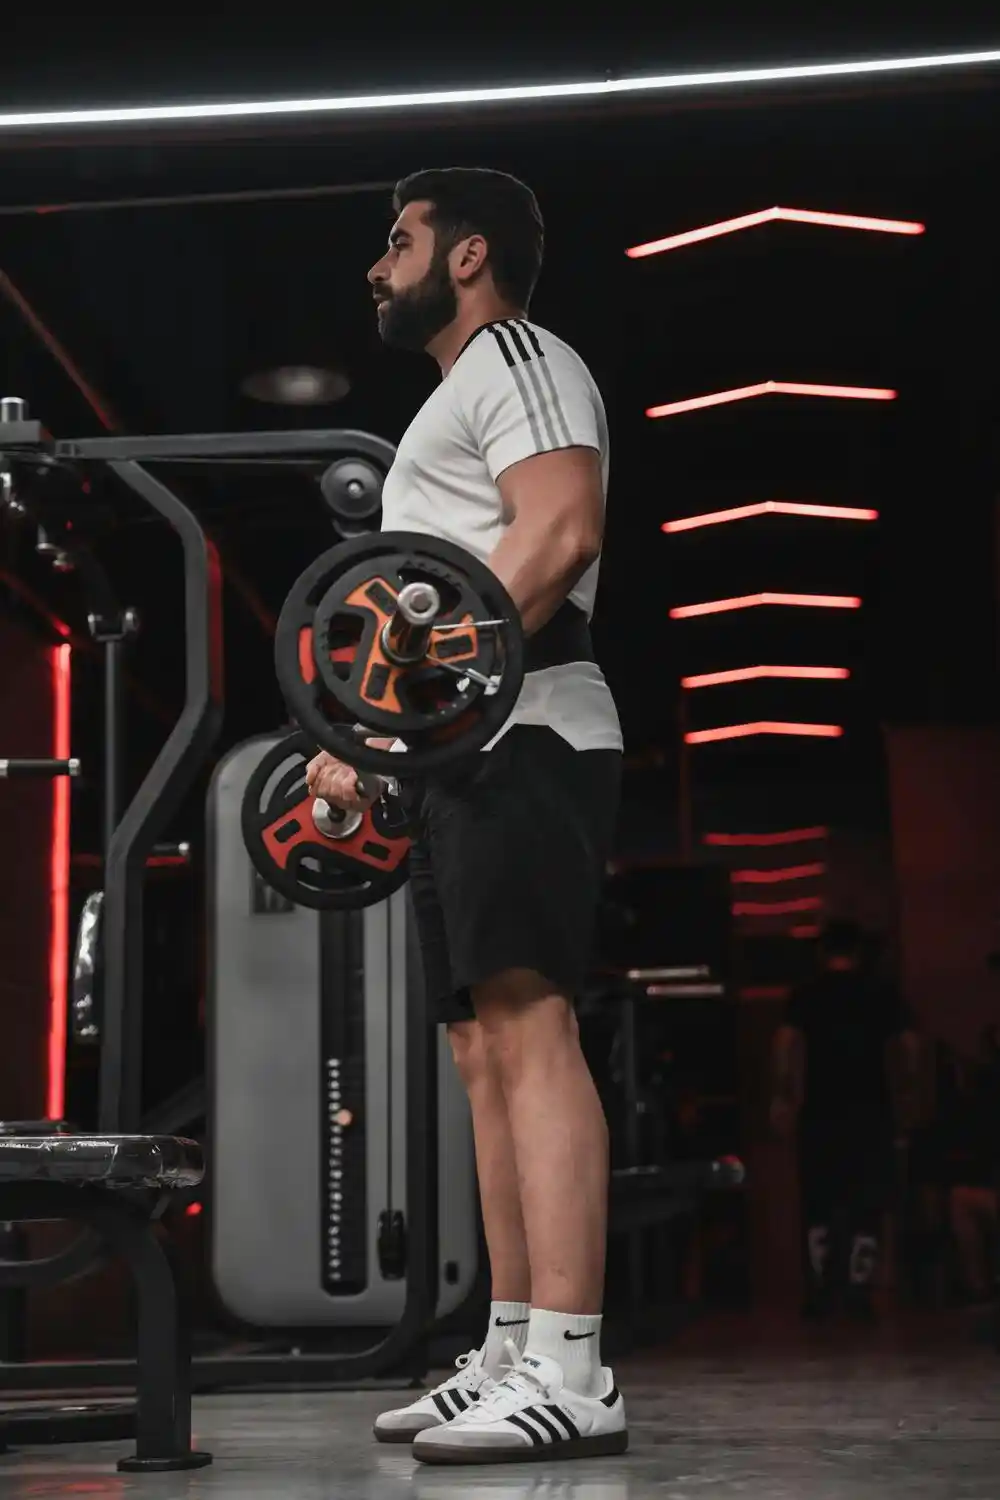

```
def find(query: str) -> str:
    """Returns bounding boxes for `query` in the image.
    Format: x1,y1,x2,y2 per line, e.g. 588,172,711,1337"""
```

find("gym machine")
209,736,479,1331
0,411,442,1438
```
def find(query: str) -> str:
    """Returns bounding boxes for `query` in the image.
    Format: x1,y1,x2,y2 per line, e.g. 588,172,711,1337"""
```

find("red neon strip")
686,721,843,744
671,592,860,619
663,501,879,534
47,644,72,1121
731,862,826,884
682,665,850,688
733,896,824,916
705,827,828,847
626,204,925,258
791,924,822,939
646,381,897,419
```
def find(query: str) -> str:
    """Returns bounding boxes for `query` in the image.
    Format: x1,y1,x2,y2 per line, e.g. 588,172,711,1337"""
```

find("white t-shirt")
380,318,622,752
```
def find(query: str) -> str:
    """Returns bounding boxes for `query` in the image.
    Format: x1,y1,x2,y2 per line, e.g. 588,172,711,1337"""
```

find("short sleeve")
457,323,603,482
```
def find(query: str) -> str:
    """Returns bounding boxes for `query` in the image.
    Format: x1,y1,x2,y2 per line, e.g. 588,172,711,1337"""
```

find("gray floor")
3,1317,999,1498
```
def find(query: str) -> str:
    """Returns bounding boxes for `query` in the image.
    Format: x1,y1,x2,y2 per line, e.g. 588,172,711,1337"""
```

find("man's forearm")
487,518,599,637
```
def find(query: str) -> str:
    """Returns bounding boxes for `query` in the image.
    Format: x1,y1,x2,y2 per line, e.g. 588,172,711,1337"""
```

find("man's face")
367,199,457,352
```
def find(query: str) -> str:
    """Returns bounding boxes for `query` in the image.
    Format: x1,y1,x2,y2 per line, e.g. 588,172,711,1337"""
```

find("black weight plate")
274,534,416,767
241,732,410,911
275,531,524,778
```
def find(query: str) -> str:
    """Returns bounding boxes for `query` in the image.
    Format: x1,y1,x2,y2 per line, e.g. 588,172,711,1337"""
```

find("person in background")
770,921,921,1320
947,1025,1000,1305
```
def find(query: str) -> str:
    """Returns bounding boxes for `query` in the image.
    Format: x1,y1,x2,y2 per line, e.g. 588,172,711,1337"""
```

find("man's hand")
305,751,378,813
306,736,396,812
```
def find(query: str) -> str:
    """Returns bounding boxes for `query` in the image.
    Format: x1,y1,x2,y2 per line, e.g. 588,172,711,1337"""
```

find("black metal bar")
0,1222,27,1362
0,757,79,778
57,430,397,465
0,178,394,218
103,636,123,857
0,563,174,727
113,1206,208,1471
99,462,223,1132
0,1227,105,1290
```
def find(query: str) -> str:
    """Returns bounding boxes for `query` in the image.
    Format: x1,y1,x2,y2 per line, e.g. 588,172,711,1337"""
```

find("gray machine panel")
208,735,478,1327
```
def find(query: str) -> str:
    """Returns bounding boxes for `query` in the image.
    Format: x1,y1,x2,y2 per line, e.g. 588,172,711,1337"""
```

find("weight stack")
206,734,478,1328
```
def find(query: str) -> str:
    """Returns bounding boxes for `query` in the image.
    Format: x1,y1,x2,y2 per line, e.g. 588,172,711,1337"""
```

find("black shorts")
400,725,621,1025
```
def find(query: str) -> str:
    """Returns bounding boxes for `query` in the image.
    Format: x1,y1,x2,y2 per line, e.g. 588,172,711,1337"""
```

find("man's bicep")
495,446,604,539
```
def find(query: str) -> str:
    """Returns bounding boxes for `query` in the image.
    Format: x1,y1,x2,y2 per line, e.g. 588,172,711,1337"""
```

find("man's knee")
472,970,578,1075
447,1019,490,1089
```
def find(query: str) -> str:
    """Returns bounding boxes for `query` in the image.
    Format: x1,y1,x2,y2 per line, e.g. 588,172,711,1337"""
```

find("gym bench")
0,1128,211,1473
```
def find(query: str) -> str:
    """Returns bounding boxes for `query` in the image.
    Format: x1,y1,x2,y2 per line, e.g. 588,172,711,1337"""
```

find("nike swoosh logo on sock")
563,1330,596,1341
495,1317,530,1327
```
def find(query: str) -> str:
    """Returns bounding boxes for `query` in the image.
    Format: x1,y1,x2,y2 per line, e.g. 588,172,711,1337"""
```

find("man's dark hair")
393,167,544,309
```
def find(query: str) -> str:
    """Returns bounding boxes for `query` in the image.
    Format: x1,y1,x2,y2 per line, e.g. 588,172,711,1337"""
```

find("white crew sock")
482,1300,530,1376
525,1308,603,1396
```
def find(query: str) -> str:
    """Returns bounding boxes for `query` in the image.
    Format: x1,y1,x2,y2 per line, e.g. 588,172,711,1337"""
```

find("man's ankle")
525,1308,604,1396
482,1300,530,1375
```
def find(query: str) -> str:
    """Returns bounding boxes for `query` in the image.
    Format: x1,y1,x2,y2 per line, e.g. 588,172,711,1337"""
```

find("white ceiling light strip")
0,48,998,131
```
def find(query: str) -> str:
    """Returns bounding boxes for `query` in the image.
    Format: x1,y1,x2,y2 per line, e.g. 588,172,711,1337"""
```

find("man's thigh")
421,725,621,1000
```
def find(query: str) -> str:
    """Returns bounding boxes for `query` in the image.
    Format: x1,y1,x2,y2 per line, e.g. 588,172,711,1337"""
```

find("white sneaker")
374,1347,498,1443
412,1347,628,1465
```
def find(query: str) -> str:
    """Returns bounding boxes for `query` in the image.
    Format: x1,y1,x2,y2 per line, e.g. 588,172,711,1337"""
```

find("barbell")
243,531,526,911
273,530,524,779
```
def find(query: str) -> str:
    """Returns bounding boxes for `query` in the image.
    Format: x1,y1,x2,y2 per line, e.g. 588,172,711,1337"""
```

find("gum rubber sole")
413,1430,629,1465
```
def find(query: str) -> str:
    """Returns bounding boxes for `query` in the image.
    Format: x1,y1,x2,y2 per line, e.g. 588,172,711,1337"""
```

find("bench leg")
104,1211,212,1474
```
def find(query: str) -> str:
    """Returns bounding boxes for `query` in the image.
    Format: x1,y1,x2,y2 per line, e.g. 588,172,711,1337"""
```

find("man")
306,168,626,1464
947,1025,1000,1305
771,920,920,1320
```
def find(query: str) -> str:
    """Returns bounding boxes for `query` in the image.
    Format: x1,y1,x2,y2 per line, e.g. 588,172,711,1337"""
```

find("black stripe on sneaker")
544,1404,581,1440
506,1412,547,1446
431,1393,453,1420
488,324,546,453
524,1406,563,1442
447,1390,469,1414
601,1385,621,1408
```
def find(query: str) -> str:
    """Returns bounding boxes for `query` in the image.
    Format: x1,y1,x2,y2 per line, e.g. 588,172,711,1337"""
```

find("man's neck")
428,300,524,376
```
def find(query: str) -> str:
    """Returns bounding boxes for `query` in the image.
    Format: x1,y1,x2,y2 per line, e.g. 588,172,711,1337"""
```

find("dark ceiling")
0,19,998,851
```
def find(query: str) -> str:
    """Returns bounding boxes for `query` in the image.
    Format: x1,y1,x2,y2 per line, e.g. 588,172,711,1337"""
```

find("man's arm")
456,335,605,635
489,447,604,636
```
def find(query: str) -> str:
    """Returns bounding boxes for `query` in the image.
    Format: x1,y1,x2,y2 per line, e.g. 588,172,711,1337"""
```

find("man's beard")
377,250,457,351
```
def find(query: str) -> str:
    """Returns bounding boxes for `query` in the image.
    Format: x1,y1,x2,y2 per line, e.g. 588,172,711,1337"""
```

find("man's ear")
451,233,489,286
